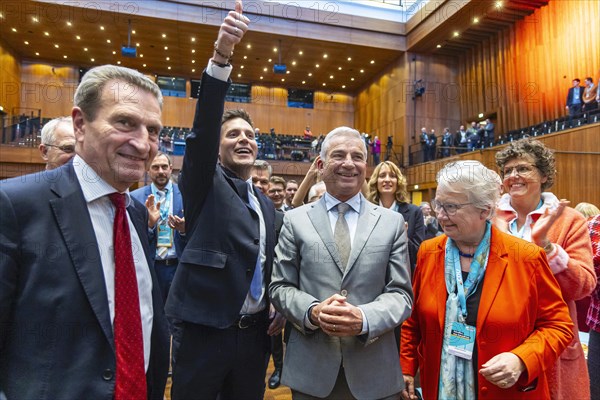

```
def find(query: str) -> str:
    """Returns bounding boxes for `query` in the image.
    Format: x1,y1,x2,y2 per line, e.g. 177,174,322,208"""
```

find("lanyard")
452,255,470,320
151,185,171,221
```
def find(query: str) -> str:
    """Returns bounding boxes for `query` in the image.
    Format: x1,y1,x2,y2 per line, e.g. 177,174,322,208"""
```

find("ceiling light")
191,37,196,42
292,61,297,65
100,26,105,30
166,57,170,61
473,17,479,23
192,60,195,64
286,70,290,74
32,17,39,22
0,12,3,18
330,75,334,79
322,83,326,86
112,51,116,54
260,76,263,79
302,81,306,84
143,63,147,67
323,54,328,58
263,67,268,72
316,64,320,68
11,28,17,32
347,57,352,61
240,65,244,69
44,32,50,36
238,73,242,77
243,55,247,59
164,46,168,50
140,54,144,58
24,41,29,45
281,78,285,82
437,44,442,48
495,1,503,8
76,35,81,40
136,43,140,47
67,21,72,26
338,67,342,70
273,47,278,52
162,33,167,38
308,72,312,76
192,68,195,72
299,50,303,55
132,30,136,34
107,39,111,43
247,44,251,49
453,31,460,37
370,60,375,64
84,47,88,51
342,85,346,89
117,61,121,64
168,66,171,70
63,55,68,59
360,69,364,73
35,52,40,56
91,58,95,62
268,58,272,62
351,77,355,81
192,49,196,53
54,44,59,48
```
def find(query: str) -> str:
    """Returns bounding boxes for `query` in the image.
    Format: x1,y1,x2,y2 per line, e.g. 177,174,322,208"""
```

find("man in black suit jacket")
0,65,169,399
165,4,283,399
566,78,584,126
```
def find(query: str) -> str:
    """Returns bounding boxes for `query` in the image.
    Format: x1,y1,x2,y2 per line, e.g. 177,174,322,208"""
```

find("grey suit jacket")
269,195,413,399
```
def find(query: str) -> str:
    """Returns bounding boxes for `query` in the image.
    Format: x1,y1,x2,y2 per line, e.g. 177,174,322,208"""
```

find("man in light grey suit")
269,127,413,400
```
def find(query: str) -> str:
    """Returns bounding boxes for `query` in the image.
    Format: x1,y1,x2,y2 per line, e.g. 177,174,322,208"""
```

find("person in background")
566,78,584,126
585,214,600,400
307,181,326,203
455,124,468,154
427,129,437,161
583,77,598,111
304,125,313,140
371,135,381,166
284,179,298,211
250,160,272,195
291,155,321,208
467,122,480,151
483,118,495,147
576,202,600,218
131,152,186,307
38,116,76,170
441,127,454,158
419,127,429,162
268,176,287,212
401,160,574,400
421,201,441,240
494,138,595,400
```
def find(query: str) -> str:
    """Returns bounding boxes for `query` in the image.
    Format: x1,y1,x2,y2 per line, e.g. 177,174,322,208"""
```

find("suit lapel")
49,166,114,349
344,201,379,276
308,199,343,271
476,227,508,332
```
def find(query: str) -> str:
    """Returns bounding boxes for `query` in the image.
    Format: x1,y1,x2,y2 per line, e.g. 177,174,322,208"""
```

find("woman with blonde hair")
367,161,425,273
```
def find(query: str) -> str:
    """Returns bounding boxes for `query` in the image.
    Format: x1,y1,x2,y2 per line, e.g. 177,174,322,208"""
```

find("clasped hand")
311,294,363,337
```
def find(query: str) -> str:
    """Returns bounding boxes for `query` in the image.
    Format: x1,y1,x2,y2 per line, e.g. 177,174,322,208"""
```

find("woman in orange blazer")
400,160,574,400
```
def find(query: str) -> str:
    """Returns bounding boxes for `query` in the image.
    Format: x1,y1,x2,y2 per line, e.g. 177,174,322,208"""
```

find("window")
156,76,187,98
288,88,314,109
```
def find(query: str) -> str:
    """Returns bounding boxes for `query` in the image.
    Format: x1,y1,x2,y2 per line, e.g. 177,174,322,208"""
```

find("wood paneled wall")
354,52,461,165
458,0,600,133
406,123,600,207
0,39,22,116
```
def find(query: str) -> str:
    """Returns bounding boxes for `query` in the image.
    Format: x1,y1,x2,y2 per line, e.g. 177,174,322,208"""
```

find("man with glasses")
38,116,76,170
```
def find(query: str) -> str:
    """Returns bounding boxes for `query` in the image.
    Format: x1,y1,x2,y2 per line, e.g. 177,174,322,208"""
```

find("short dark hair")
585,77,593,83
221,109,253,128
573,78,581,83
154,152,173,166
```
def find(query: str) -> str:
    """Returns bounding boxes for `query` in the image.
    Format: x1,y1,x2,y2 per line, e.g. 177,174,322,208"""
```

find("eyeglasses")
44,143,75,153
502,164,536,177
432,199,472,216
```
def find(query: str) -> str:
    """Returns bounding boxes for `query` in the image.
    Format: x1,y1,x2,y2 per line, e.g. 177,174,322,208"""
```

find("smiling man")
0,65,169,399
38,116,76,170
269,126,414,399
165,3,284,398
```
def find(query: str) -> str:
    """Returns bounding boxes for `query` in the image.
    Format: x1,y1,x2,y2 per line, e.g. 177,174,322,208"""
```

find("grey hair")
41,116,73,145
436,160,502,220
319,126,367,161
308,181,326,201
253,159,272,177
74,65,163,121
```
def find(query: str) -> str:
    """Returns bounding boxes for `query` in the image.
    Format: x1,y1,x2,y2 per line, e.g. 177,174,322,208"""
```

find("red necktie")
109,193,147,400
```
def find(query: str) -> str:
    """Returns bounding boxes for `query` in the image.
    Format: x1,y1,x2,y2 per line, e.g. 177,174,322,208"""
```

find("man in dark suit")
566,78,584,126
0,65,169,399
165,3,283,398
131,152,186,305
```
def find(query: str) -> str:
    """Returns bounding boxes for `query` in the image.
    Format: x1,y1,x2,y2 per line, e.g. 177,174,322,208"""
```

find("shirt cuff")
304,302,320,331
206,60,232,82
547,244,569,274
358,307,369,335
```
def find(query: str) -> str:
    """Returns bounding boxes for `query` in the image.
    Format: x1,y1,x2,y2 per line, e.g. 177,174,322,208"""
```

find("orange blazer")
400,226,574,399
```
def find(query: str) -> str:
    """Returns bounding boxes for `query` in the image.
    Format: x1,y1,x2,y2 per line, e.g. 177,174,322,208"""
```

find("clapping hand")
145,194,161,228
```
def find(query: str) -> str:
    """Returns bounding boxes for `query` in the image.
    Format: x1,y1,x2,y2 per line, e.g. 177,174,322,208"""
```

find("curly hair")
495,138,556,191
367,161,409,204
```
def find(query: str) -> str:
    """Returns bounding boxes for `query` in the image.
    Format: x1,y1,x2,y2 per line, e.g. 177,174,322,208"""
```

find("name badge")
447,322,476,360
157,220,173,248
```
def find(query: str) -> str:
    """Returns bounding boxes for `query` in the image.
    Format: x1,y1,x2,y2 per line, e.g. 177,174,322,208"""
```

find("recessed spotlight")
329,75,334,79
453,31,460,37
316,64,320,68
192,60,195,64
192,68,195,72
299,50,303,55
107,39,111,43
132,30,136,34
117,61,121,64
24,41,29,45
192,49,196,53
263,67,268,72
54,44,59,48
338,67,342,70
136,43,140,47
351,77,355,81
76,35,81,40
112,51,116,54
302,80,306,84
84,47,88,51
140,54,144,58
63,55,67,59
32,17,38,22
281,78,285,82
292,61,297,65
243,55,247,59
35,52,40,56
370,60,375,64
247,44,251,49
273,47,278,52
323,54,328,58
495,1,503,8
322,83,326,86
44,32,50,36
342,85,346,89
0,12,4,18
91,58,95,62
308,72,312,76
191,37,195,42
238,73,242,77
168,66,171,70
164,46,168,50
67,21,72,26
240,65,244,69
473,17,479,23
260,76,263,79
360,69,364,73
347,57,352,61
437,44,442,48
143,63,147,67
286,70,290,74
100,26,105,30
162,33,167,38
11,28,17,32
166,57,170,61
268,58,272,63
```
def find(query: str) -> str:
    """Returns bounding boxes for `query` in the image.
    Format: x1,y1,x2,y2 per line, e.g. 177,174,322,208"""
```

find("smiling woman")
494,138,595,400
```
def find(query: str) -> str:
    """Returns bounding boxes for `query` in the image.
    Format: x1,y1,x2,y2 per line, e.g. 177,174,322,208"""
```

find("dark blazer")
566,86,584,107
131,182,187,259
395,202,425,272
165,72,276,328
0,162,169,400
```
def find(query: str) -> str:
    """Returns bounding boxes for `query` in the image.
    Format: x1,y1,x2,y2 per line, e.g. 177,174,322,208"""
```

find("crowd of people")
0,2,598,400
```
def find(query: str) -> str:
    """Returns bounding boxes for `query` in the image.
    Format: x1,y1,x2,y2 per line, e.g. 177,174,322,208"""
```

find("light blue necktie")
247,184,263,300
